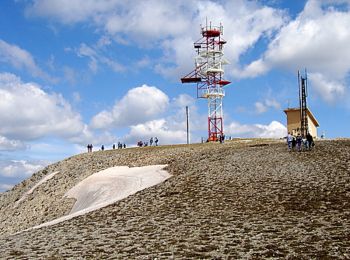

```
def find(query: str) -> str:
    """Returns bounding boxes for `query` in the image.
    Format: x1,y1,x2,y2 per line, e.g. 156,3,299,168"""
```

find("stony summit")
0,139,349,259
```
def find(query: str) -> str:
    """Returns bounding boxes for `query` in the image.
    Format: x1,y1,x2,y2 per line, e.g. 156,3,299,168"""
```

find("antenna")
181,22,231,141
298,69,308,138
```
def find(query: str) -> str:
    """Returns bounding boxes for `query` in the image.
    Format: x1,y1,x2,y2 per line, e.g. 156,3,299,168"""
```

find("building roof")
284,108,319,127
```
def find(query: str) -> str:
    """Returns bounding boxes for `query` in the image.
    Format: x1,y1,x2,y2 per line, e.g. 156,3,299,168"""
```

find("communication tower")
298,70,308,137
181,22,230,141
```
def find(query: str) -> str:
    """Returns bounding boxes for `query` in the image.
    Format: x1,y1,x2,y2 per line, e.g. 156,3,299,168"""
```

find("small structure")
284,70,319,138
284,108,319,138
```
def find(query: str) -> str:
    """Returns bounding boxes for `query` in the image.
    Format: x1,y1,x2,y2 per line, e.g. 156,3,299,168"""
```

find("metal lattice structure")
181,22,230,141
298,70,308,138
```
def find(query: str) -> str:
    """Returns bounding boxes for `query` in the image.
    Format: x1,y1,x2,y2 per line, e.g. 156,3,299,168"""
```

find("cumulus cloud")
309,73,346,103
23,0,286,79
0,136,27,151
125,119,187,145
255,98,281,114
0,73,85,140
226,120,287,138
0,160,44,178
0,39,54,82
238,0,350,101
91,85,169,129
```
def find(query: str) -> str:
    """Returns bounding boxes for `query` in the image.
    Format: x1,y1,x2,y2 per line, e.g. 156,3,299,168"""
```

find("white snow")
31,164,170,229
14,171,59,207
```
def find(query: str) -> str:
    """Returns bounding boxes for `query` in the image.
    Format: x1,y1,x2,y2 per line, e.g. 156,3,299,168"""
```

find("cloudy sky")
1,0,350,192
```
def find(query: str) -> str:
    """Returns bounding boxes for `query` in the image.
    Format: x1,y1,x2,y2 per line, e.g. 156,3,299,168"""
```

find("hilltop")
0,139,349,259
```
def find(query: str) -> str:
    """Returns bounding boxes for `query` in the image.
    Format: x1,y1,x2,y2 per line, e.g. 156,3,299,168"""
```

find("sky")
1,0,350,192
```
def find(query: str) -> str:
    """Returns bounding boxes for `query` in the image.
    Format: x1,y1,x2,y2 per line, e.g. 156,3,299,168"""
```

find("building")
284,108,319,138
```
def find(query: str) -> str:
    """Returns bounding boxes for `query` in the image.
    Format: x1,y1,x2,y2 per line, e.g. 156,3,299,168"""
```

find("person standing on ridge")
287,132,293,151
154,137,158,146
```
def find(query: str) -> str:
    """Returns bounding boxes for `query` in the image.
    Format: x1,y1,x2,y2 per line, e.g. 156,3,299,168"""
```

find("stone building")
284,108,319,138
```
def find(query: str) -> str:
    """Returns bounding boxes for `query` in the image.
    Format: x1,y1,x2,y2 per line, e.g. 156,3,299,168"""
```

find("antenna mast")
181,22,230,141
298,69,308,138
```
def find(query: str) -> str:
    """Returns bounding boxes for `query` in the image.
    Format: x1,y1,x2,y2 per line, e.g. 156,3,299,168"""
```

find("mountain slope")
0,139,349,259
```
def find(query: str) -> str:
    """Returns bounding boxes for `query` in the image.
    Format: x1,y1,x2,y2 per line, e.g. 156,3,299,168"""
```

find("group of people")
286,132,314,152
87,144,93,152
137,137,159,147
87,142,127,153
87,137,161,152
112,142,126,149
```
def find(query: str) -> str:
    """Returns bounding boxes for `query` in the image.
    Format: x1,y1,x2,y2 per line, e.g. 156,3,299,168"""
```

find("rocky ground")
0,139,349,259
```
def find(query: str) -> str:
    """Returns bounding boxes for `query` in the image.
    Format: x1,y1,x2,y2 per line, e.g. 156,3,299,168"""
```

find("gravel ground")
0,139,349,259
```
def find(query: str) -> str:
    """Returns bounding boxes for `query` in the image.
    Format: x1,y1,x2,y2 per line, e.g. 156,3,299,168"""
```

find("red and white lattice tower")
181,22,230,141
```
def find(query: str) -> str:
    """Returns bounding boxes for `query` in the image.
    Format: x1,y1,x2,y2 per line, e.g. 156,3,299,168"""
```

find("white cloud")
91,85,169,129
226,120,286,138
25,0,120,24
24,1,286,79
0,160,44,178
0,135,27,151
309,72,346,103
125,119,187,145
77,43,125,73
0,39,54,82
0,73,85,140
77,42,125,73
254,98,281,114
238,0,350,101
254,102,268,114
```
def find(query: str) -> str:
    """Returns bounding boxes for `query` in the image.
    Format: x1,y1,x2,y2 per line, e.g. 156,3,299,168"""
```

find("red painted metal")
218,80,231,86
181,22,231,142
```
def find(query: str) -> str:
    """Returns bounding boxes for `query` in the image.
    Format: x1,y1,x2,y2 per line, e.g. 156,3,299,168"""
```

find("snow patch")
14,171,59,207
31,165,170,229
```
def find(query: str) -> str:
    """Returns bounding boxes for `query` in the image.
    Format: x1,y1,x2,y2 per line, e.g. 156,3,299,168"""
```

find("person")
150,137,153,146
112,144,115,150
306,132,314,150
87,144,93,152
296,134,302,152
287,132,293,151
101,145,104,151
154,137,158,146
123,143,126,148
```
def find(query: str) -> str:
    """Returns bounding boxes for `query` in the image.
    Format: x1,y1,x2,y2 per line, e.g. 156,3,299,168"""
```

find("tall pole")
186,106,189,144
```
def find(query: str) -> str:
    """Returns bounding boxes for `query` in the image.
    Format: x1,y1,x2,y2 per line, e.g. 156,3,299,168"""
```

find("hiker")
150,137,153,146
287,132,293,151
112,144,115,150
296,134,302,152
306,132,314,150
101,145,104,151
87,144,90,153
123,143,126,149
154,137,158,146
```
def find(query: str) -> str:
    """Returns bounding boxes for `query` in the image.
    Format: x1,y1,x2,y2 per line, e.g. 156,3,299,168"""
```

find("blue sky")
1,0,350,192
